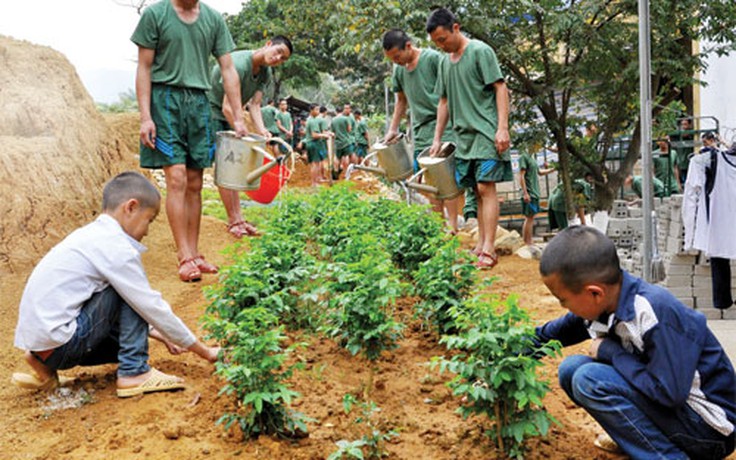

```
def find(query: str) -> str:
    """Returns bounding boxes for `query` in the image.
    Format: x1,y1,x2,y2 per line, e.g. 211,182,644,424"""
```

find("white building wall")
699,42,736,143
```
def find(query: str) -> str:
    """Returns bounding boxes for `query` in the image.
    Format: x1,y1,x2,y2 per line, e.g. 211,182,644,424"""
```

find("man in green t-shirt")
275,99,294,153
548,178,590,230
261,99,281,157
427,8,512,269
331,104,355,179
131,0,247,283
652,137,681,196
354,109,370,158
382,28,461,234
518,145,555,247
304,104,334,186
318,106,331,180
625,174,666,199
207,36,293,239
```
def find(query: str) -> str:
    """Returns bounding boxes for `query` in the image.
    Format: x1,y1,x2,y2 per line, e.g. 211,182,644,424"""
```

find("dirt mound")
0,35,135,274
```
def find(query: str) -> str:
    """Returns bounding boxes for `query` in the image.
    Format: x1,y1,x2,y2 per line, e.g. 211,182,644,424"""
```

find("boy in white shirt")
13,171,219,397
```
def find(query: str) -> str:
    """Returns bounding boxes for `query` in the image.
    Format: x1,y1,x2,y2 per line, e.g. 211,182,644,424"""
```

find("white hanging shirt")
683,150,736,258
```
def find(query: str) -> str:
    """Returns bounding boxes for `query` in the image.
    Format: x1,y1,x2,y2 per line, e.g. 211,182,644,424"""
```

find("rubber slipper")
194,254,218,274
178,258,201,282
241,221,260,237
116,368,185,398
11,372,75,391
593,433,622,454
475,251,498,270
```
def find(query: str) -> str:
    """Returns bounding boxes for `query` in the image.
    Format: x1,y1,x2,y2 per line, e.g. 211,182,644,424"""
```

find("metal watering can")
214,131,292,191
405,143,463,200
347,133,414,182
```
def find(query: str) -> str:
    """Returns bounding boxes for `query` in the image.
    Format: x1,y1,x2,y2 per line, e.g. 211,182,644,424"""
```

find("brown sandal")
227,220,247,238
178,258,202,282
476,251,498,270
194,254,218,274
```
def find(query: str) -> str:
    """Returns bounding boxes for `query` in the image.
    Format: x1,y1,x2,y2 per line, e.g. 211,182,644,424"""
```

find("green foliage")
433,293,562,458
328,395,398,460
413,239,477,335
96,89,138,113
206,307,310,439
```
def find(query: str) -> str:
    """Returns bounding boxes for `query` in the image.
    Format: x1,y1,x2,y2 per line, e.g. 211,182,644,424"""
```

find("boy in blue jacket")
536,226,735,458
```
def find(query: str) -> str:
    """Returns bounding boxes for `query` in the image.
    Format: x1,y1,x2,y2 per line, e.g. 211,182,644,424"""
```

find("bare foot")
24,351,55,381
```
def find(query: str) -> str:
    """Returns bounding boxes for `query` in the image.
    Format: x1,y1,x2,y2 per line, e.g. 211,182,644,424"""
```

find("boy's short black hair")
382,29,411,51
319,106,327,114
102,171,160,212
426,7,458,34
540,226,622,293
309,103,319,111
270,35,293,55
354,109,362,116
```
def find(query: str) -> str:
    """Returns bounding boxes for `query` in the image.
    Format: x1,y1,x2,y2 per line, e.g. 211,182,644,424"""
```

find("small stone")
162,426,180,440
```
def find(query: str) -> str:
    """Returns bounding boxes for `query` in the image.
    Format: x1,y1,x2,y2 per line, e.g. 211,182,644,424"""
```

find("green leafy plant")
413,239,477,335
433,293,562,459
210,307,310,439
328,395,398,460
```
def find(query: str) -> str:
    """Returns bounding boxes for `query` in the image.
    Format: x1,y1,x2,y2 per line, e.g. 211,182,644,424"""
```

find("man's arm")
385,92,408,142
216,53,247,136
136,47,156,149
429,97,450,156
246,90,269,138
493,80,510,154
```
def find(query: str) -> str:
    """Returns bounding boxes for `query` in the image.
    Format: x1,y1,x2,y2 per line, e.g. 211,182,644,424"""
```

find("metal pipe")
639,0,653,282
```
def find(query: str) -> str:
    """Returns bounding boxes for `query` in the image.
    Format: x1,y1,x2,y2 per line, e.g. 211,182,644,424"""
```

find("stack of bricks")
608,196,734,320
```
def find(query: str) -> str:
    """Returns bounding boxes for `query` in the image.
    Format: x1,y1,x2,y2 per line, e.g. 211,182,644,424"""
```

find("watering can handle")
246,146,279,183
270,136,294,154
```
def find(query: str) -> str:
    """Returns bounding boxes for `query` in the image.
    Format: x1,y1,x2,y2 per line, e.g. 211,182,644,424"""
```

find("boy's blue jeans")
559,355,734,459
35,287,151,378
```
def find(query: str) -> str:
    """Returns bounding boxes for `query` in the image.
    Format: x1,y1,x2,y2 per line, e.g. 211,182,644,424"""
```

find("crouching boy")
535,226,735,458
13,171,219,397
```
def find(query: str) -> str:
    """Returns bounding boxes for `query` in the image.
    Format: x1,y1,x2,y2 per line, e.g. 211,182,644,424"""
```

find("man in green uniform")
331,104,355,179
207,36,293,239
275,98,294,153
652,137,680,196
382,28,460,234
427,8,513,268
354,109,370,158
304,104,333,186
261,99,281,157
625,174,666,199
131,0,247,283
547,179,590,230
317,106,331,180
518,145,555,247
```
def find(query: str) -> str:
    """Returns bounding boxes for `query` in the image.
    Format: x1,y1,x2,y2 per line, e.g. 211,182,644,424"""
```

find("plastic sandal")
227,220,247,238
241,221,260,236
178,258,201,282
116,368,185,398
194,254,218,274
593,433,622,454
475,251,498,270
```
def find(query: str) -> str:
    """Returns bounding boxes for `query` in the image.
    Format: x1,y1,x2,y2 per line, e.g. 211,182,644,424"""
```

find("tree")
323,0,736,210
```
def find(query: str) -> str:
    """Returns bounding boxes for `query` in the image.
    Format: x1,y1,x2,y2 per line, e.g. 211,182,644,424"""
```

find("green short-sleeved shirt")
436,40,507,161
276,111,293,140
304,116,322,143
518,152,540,200
131,0,234,90
653,150,679,195
355,119,369,146
391,48,454,151
548,180,590,212
207,50,273,122
631,176,666,198
348,115,357,144
332,114,353,150
261,105,279,134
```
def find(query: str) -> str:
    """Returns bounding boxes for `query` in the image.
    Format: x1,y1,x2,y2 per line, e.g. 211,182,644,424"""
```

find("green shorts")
336,144,354,159
548,209,568,230
306,141,322,164
454,157,513,189
521,198,541,217
140,84,216,170
355,144,368,158
318,141,328,161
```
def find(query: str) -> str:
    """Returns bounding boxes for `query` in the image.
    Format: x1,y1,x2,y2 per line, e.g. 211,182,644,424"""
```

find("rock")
162,425,181,440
